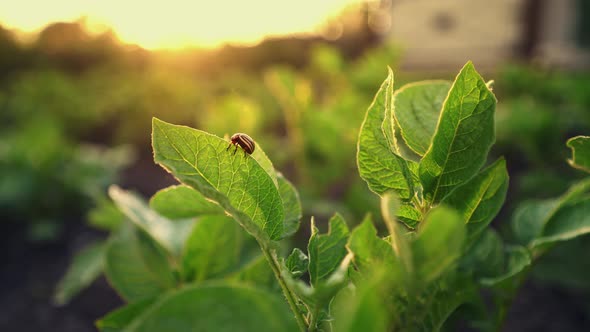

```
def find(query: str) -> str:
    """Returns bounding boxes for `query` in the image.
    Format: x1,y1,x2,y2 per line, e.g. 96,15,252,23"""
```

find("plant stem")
494,266,531,332
308,306,321,332
261,245,308,332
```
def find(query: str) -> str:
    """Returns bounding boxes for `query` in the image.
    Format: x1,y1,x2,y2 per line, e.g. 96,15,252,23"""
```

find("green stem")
308,305,321,332
494,266,531,332
261,244,308,332
493,242,558,331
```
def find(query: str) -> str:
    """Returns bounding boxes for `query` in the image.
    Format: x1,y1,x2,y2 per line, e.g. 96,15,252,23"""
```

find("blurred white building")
380,0,589,70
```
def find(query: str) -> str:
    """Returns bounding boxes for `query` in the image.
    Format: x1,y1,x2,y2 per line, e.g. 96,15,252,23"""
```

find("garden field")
1,4,590,331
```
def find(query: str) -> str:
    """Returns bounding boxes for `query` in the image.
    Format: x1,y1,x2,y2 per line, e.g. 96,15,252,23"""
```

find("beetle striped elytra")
227,133,256,156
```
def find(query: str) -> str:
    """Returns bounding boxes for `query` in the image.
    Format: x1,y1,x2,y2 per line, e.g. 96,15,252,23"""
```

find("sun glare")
0,0,363,49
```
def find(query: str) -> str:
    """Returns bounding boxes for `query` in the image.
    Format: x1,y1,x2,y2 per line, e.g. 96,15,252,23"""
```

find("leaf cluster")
54,62,590,332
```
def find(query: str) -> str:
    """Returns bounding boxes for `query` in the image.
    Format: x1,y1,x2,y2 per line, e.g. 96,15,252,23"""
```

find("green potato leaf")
480,245,531,286
512,178,590,248
152,118,284,242
442,158,508,238
149,185,223,219
250,142,279,187
347,216,400,277
308,214,350,287
104,223,177,302
285,248,308,278
88,196,126,231
109,186,193,256
96,297,157,332
511,199,559,247
567,136,590,173
277,173,302,238
460,229,505,281
181,215,243,282
397,273,476,332
534,197,590,247
419,62,496,203
412,206,465,283
393,80,451,156
125,283,298,332
229,255,276,290
332,270,390,332
53,241,105,306
357,69,415,199
395,203,422,229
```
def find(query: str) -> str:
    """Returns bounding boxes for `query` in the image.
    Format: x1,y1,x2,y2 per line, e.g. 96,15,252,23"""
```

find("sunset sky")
0,0,363,49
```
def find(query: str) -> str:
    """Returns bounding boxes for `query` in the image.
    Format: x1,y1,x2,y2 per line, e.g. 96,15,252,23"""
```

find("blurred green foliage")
59,64,590,331
0,24,404,243
1,22,590,249
494,64,590,200
492,65,590,295
0,116,132,241
1,17,588,332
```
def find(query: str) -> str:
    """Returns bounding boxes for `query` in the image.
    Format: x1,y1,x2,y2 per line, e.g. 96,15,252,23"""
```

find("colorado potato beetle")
227,133,255,156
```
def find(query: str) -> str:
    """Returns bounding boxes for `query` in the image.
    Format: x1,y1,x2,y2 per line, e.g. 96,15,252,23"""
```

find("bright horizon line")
4,17,325,51
0,0,365,50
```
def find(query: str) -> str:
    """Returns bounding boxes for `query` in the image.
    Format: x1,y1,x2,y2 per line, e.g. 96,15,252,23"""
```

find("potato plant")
56,62,590,331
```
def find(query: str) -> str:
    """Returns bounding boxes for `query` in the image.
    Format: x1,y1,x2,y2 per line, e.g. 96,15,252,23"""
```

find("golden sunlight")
0,0,363,49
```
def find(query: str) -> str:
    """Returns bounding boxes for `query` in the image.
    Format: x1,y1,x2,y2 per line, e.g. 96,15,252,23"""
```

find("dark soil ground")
0,223,122,332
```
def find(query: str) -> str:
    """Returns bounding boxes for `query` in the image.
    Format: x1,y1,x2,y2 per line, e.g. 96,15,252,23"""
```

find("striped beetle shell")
228,133,255,155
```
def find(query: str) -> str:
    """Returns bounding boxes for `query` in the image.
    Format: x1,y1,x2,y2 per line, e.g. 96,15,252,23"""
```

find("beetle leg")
233,145,238,155
226,143,232,151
